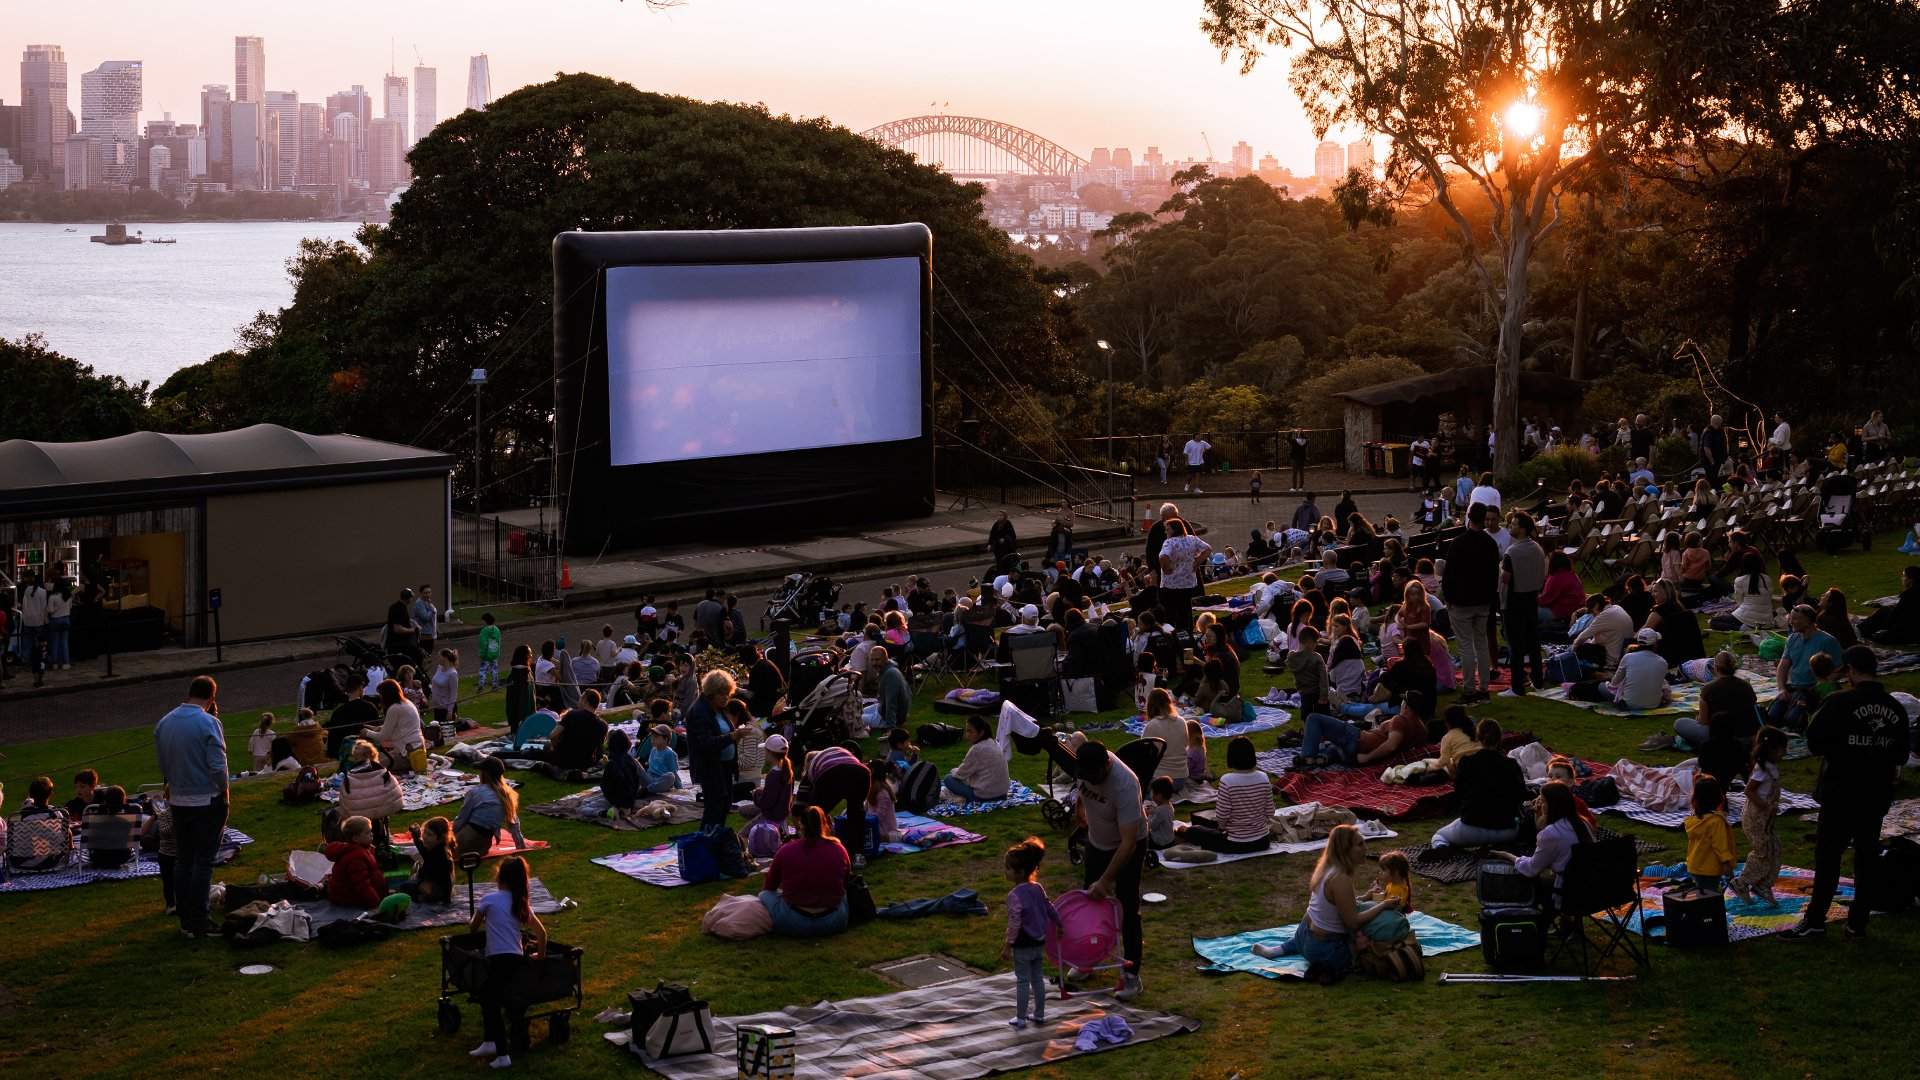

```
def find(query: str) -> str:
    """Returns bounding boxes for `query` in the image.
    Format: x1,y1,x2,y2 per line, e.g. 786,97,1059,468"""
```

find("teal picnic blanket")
1192,911,1481,980
1533,668,1776,718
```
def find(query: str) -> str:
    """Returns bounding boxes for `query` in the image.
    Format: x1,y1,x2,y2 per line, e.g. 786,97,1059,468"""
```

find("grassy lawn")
3,533,1917,1078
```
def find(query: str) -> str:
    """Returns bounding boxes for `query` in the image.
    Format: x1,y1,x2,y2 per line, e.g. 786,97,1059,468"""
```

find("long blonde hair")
1147,687,1177,720
477,756,518,819
1311,823,1366,890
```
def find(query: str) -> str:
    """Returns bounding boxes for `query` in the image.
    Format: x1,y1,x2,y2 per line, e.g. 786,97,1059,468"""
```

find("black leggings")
481,952,528,1049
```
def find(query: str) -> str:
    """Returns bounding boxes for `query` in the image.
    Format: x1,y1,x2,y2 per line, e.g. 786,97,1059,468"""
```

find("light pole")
468,367,488,512
1096,339,1113,516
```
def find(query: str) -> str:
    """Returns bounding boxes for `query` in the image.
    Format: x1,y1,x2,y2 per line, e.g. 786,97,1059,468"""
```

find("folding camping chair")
1000,630,1063,723
1550,835,1652,975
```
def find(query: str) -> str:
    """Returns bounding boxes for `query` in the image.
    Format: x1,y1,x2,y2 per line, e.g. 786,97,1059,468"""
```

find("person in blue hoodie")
154,675,229,938
644,724,683,794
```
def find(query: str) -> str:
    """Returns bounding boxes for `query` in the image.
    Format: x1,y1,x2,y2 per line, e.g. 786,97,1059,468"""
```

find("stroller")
1046,889,1127,997
764,572,841,629
1818,473,1868,553
784,668,864,752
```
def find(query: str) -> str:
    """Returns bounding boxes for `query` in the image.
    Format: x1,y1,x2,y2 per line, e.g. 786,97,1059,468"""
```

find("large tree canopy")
154,74,1076,494
0,335,151,443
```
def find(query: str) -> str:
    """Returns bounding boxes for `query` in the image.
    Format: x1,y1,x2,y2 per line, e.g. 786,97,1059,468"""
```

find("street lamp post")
468,367,488,512
1096,339,1113,517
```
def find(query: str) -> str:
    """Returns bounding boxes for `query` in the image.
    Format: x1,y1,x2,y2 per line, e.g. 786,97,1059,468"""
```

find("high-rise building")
147,144,171,190
382,74,408,148
297,102,323,185
326,86,371,176
1141,145,1164,181
80,60,142,187
1347,137,1375,178
412,65,436,144
234,36,265,104
229,100,263,189
200,84,230,178
329,111,362,180
1231,140,1253,174
1089,148,1110,170
0,149,23,190
63,135,100,190
1110,147,1132,172
0,100,20,164
264,90,299,190
466,55,492,111
320,135,351,202
366,116,406,192
1313,140,1345,184
20,44,69,185
186,133,206,178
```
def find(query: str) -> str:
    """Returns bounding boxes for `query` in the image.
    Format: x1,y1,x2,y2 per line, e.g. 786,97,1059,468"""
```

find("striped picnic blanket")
1123,704,1292,740
1598,788,1820,829
1614,866,1858,942
0,828,252,894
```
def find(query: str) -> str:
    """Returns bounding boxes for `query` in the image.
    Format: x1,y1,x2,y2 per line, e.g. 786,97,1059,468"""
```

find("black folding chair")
1550,835,1652,975
1000,631,1062,723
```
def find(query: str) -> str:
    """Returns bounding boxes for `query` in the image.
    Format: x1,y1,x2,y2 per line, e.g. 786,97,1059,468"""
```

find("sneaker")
1114,972,1143,1001
1638,733,1676,752
1499,687,1527,698
1008,1018,1028,1030
1907,753,1920,769
469,1042,499,1059
1844,924,1867,940
1777,921,1826,940
489,1056,513,1070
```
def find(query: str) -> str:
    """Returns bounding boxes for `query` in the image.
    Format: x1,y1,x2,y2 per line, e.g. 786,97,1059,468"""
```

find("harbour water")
0,220,364,387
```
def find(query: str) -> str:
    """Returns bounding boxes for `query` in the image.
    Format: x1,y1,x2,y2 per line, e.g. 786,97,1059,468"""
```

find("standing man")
1769,411,1793,463
1442,504,1501,703
988,510,1018,567
156,676,229,937
1782,647,1908,940
1289,491,1320,534
1075,740,1145,999
693,588,727,645
1289,428,1309,491
1182,432,1212,493
383,587,420,662
1144,501,1178,569
19,574,49,688
1700,414,1729,478
1407,434,1430,492
1629,413,1655,465
1861,409,1891,462
412,584,439,658
1500,512,1548,695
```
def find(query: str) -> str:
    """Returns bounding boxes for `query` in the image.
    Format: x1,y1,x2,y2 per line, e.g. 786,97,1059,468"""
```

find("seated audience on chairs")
79,785,143,869
64,769,100,820
1174,736,1273,853
1491,782,1596,914
1861,566,1920,644
1431,720,1526,847
943,714,1011,803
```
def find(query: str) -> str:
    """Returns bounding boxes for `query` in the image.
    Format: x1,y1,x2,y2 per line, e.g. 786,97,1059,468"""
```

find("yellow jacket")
1684,812,1737,877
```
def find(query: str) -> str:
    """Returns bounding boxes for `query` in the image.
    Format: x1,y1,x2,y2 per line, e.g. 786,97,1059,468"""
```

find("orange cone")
560,562,574,589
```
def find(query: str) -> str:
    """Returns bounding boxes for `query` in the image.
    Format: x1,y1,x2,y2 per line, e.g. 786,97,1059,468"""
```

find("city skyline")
2,1,1366,176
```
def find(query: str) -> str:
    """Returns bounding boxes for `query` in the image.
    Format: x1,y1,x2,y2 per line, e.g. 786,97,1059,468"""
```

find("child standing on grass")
1683,775,1737,894
1184,719,1210,785
477,612,503,692
469,855,546,1070
248,713,276,772
1001,837,1062,1029
1732,727,1790,906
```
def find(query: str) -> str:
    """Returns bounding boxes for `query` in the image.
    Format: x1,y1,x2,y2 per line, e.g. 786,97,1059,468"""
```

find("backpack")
897,760,941,814
283,766,322,805
7,811,73,872
1356,929,1426,982
916,723,963,748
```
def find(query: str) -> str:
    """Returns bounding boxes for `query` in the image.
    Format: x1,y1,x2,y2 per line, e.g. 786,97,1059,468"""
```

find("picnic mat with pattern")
1158,818,1398,870
927,780,1045,818
1532,669,1777,717
593,814,985,888
0,828,253,894
1878,798,1920,842
626,971,1199,1079
1124,704,1291,740
319,769,504,813
1192,911,1481,980
294,877,562,931
526,783,704,830
393,831,549,858
1597,788,1819,829
1399,827,1664,884
1270,733,1549,820
1612,866,1858,943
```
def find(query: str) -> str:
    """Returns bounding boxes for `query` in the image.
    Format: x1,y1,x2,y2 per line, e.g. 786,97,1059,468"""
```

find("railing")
1062,427,1346,474
934,439,1134,522
451,511,562,608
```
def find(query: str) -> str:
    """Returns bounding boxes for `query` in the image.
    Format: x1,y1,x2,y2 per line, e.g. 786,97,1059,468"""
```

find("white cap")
640,605,657,616
1635,626,1662,644
1000,582,1015,599
1020,604,1040,621
763,733,789,754
623,634,638,645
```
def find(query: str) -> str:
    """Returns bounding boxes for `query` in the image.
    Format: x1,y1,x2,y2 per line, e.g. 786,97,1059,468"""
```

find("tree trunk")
1493,220,1532,477
1569,276,1589,381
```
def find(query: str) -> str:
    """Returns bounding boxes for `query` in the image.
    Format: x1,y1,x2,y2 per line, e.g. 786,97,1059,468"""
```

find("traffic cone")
560,562,573,589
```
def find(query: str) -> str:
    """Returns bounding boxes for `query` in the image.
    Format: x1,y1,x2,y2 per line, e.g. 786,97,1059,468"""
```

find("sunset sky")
7,0,1349,173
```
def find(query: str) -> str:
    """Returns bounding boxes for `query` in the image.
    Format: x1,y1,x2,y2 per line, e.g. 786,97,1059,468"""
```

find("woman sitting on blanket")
600,728,644,818
338,739,405,848
759,805,851,937
1490,782,1596,913
1250,823,1402,982
453,757,526,857
1174,736,1274,854
1430,719,1527,848
943,714,1012,804
1140,688,1191,791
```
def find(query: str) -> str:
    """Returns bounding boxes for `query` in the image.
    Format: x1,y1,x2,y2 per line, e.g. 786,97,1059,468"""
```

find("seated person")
1144,776,1178,851
1299,691,1431,768
884,728,918,775
1861,565,1920,645
542,689,610,772
1436,706,1478,776
1537,553,1586,632
17,776,59,818
402,816,456,905
1644,580,1706,666
453,758,526,856
1491,782,1596,913
1248,824,1400,978
943,714,1011,803
1173,736,1273,853
1431,720,1526,847
323,815,388,909
1606,628,1673,710
64,769,100,820
643,724,682,794
337,739,405,845
601,728,645,814
758,806,851,937
1569,594,1634,668
750,734,794,826
78,785,143,869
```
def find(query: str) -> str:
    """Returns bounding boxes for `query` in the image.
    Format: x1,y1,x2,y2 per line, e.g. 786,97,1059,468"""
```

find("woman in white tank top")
1251,824,1402,981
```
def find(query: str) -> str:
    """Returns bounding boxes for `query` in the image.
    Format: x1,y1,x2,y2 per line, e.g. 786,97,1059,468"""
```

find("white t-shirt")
1469,484,1503,509
1574,604,1635,665
1610,649,1670,710
1770,422,1792,450
1184,439,1212,467
534,658,556,685
1748,761,1779,805
47,591,72,619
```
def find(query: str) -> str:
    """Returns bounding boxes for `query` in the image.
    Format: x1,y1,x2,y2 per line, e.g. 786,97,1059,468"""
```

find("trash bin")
1363,442,1385,477
1382,443,1410,479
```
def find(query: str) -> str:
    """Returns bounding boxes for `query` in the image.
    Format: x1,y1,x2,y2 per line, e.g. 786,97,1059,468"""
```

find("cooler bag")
1662,886,1728,947
673,831,721,884
1479,906,1545,971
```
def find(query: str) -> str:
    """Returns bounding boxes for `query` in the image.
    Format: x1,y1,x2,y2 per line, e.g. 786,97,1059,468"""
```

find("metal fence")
452,510,563,608
1063,427,1346,474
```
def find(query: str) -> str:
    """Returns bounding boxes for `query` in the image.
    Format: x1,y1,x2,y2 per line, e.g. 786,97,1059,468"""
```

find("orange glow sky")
7,0,1352,173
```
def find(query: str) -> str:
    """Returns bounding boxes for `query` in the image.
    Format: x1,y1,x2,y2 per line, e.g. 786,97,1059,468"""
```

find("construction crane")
414,44,426,67
1200,131,1215,161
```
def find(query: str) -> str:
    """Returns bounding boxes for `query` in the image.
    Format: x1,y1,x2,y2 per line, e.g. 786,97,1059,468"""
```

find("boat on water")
89,223,144,245
150,237,177,244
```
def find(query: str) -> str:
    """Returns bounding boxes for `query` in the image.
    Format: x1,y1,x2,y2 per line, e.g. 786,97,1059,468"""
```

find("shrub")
1651,435,1694,476
1507,446,1600,493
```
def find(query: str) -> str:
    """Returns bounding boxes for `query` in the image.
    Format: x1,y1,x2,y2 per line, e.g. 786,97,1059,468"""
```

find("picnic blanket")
1192,911,1481,980
294,877,562,932
392,831,549,859
1269,732,1548,821
1878,798,1920,842
1158,817,1397,870
594,815,984,888
526,784,704,831
883,813,987,855
320,769,500,813
1123,704,1291,740
0,828,253,894
1612,866,1857,943
625,971,1199,1079
1599,758,1819,827
927,780,1045,818
1399,828,1664,885
1533,669,1777,717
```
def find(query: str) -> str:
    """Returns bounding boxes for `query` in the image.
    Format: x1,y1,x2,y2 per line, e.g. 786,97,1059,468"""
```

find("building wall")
1344,402,1382,473
204,476,446,640
108,531,186,628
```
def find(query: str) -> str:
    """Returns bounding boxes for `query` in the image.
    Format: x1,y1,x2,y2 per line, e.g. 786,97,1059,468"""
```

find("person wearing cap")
614,634,641,667
1782,646,1909,940
1608,628,1672,711
750,733,793,826
1007,604,1046,635
642,723,683,795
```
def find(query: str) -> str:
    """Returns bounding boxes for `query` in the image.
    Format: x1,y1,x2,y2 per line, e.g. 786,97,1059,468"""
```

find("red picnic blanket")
1277,732,1613,820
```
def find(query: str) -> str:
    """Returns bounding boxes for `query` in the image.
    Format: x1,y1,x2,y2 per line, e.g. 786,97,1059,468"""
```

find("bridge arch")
861,115,1088,177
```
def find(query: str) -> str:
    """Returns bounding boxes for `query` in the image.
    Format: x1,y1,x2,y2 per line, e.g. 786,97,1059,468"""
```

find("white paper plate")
238,964,275,976
1142,892,1169,904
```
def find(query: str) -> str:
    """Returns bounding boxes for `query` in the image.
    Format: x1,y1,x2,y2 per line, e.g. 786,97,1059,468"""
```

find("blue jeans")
1290,919,1353,975
645,771,681,794
48,615,70,666
1301,713,1359,761
759,890,848,937
943,775,982,801
1012,943,1047,1020
1673,716,1712,745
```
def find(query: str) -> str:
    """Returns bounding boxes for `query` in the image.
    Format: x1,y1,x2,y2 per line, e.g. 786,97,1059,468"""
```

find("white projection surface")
604,257,924,466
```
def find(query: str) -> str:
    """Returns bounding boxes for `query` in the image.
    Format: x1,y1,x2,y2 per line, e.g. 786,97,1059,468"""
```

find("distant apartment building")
147,144,171,190
1231,140,1253,175
1313,140,1345,185
200,84,230,180
383,73,408,147
265,90,300,190
63,135,101,190
229,100,263,189
412,65,436,144
297,102,324,185
467,55,492,111
1347,137,1375,178
366,116,407,192
0,149,24,190
234,36,265,104
20,44,69,185
326,86,372,177
1089,147,1110,170
0,99,19,163
1110,147,1132,173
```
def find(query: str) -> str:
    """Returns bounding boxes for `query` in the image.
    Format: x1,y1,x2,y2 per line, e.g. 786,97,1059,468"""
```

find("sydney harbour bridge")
860,115,1088,179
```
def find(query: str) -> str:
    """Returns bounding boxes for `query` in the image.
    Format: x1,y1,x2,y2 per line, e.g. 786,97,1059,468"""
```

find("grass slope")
3,535,1918,1079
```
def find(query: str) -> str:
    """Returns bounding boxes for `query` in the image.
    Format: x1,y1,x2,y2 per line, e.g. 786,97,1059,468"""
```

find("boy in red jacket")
324,815,387,908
